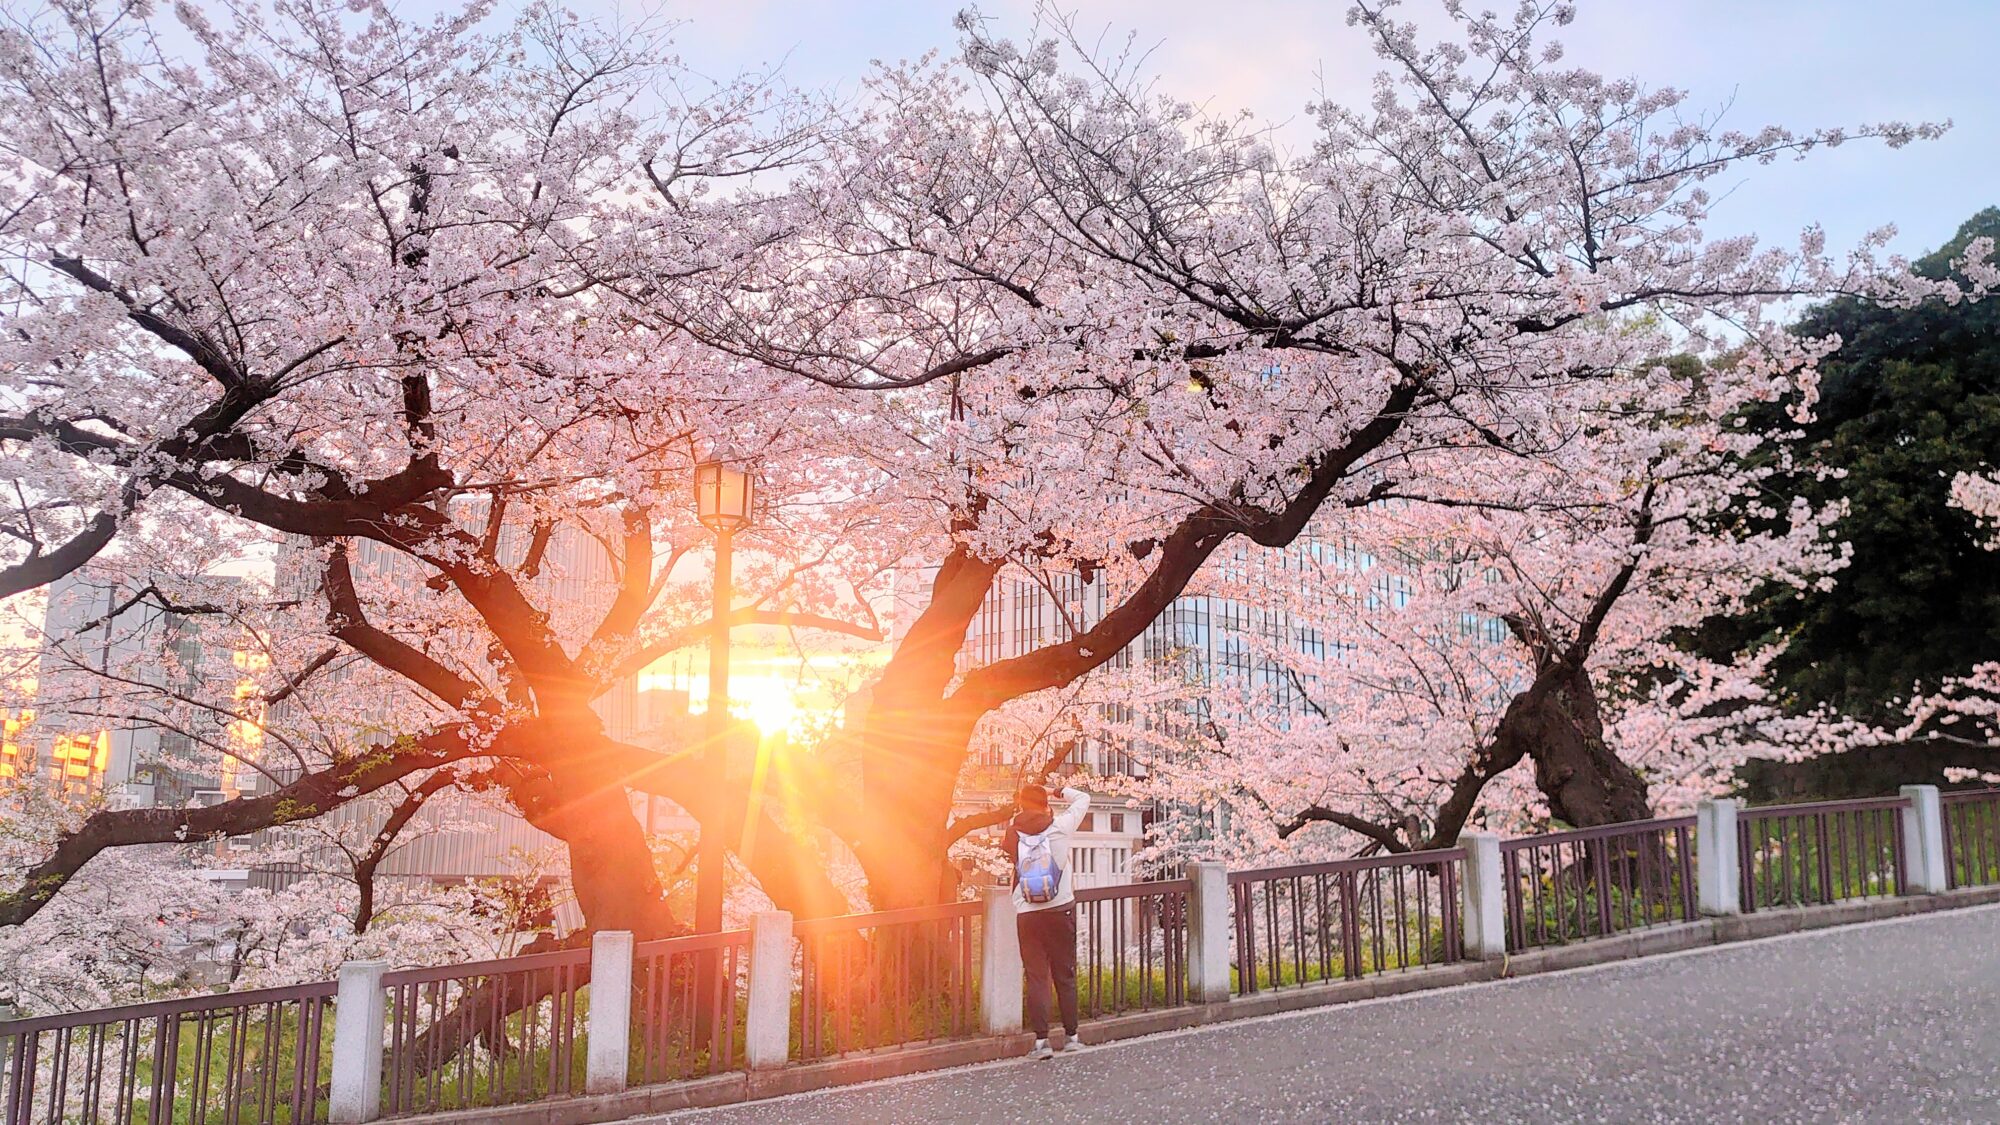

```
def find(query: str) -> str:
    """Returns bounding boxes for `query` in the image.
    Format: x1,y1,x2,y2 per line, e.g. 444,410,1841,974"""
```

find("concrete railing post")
1696,799,1742,916
1185,862,1232,1002
585,931,633,1095
329,960,386,1124
978,887,1023,1034
1901,784,1948,894
743,911,793,1070
1459,832,1506,960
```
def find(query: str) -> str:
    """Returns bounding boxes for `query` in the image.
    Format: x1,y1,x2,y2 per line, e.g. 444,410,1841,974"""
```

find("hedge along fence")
1074,879,1193,1018
378,947,592,1117
629,929,752,1086
790,901,981,1062
0,980,335,1125
1,786,1979,1121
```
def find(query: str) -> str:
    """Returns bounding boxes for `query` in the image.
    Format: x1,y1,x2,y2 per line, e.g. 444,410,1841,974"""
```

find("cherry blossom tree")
5,0,1992,943
1953,470,2000,544
1095,347,1852,864
647,0,1988,907
0,0,884,936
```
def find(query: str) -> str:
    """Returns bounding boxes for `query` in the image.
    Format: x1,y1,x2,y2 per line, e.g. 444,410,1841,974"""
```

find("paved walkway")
647,905,2000,1124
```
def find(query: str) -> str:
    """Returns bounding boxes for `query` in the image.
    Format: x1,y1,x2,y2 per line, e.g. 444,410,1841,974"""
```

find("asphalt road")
648,905,2000,1124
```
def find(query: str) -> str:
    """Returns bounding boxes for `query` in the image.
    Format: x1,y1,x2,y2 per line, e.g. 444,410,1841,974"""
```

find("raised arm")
1053,786,1092,834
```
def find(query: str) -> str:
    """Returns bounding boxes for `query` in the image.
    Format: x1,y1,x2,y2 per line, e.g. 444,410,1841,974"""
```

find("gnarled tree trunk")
1520,662,1652,829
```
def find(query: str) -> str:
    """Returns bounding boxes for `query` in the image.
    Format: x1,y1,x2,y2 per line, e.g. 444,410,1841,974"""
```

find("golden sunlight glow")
639,627,886,744
728,675,801,738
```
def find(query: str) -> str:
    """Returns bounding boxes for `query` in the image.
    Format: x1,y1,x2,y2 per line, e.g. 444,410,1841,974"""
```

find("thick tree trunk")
853,551,1000,910
857,689,980,909
1520,662,1652,828
1428,662,1652,848
503,731,681,938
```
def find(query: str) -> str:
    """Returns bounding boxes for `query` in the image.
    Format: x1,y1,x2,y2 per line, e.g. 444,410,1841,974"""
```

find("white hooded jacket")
1007,786,1092,913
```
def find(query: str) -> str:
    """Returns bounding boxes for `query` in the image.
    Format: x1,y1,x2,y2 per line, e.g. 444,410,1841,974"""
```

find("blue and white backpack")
1016,830,1064,903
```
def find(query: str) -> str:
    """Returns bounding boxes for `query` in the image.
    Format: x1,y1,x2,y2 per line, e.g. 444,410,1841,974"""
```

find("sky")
644,0,1997,259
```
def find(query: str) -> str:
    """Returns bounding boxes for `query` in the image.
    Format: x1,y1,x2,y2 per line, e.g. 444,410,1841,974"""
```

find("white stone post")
1901,784,1949,894
978,887,1023,1033
329,960,386,1124
743,911,793,1070
1696,799,1742,916
1459,832,1507,960
585,930,633,1095
1185,862,1233,1002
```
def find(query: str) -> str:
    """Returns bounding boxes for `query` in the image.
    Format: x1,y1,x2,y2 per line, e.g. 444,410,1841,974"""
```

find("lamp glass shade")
694,461,755,531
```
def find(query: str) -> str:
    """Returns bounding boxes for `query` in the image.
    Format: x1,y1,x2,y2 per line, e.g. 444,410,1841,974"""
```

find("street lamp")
693,461,756,534
693,460,754,938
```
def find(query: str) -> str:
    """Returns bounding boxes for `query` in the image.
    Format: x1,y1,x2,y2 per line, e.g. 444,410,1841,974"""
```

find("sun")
729,675,802,739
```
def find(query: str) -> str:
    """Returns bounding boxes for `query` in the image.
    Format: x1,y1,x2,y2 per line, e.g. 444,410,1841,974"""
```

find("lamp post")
693,460,755,937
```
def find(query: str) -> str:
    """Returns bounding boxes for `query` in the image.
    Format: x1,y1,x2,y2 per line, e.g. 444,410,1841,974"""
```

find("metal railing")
1501,816,1698,950
1074,879,1191,1018
1941,788,2000,889
630,930,751,1085
0,981,334,1125
16,787,2000,1120
792,900,981,1061
380,946,591,1116
1227,848,1464,995
1738,797,1908,912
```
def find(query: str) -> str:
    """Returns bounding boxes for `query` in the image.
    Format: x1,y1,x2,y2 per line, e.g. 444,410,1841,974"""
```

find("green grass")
1077,964,1185,1016
1509,871,1694,948
1229,921,1457,991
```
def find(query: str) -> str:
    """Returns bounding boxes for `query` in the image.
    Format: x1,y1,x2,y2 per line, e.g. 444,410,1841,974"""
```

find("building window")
1109,813,1125,834
1078,812,1094,832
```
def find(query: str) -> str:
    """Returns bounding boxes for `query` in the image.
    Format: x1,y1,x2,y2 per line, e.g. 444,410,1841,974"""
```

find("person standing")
1003,782,1092,1060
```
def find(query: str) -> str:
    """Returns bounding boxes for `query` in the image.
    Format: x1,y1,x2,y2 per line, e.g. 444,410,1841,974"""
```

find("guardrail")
1501,817,1697,950
1074,879,1191,1018
0,980,334,1125
1738,797,1907,912
792,900,981,1061
4,785,1987,1122
1228,848,1465,994
631,930,751,1085
1941,788,2000,889
381,946,591,1116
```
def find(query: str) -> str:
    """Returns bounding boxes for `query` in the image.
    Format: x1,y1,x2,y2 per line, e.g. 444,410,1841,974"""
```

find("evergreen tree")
1715,209,2000,795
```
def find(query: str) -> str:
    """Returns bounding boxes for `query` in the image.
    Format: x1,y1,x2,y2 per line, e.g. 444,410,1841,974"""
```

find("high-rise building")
894,540,1381,884
27,570,259,807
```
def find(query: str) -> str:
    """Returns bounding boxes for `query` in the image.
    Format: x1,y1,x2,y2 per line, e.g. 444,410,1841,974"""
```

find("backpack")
1016,830,1064,904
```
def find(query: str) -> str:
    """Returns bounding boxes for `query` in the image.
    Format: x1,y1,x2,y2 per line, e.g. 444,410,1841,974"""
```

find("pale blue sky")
639,0,1997,259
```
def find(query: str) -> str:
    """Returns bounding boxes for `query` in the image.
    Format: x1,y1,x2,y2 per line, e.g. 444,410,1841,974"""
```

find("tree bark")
1520,661,1652,829
857,666,985,908
502,763,680,938
1427,665,1652,849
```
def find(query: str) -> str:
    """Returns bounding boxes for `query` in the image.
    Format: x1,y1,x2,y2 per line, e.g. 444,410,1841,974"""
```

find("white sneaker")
1028,1039,1053,1061
1059,1035,1087,1054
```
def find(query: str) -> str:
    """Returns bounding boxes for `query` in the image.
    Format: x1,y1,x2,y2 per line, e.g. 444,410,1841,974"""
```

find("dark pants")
1017,904,1079,1039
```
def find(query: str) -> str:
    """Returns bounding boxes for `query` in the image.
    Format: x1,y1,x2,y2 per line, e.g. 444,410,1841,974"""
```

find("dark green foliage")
1707,209,2000,744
